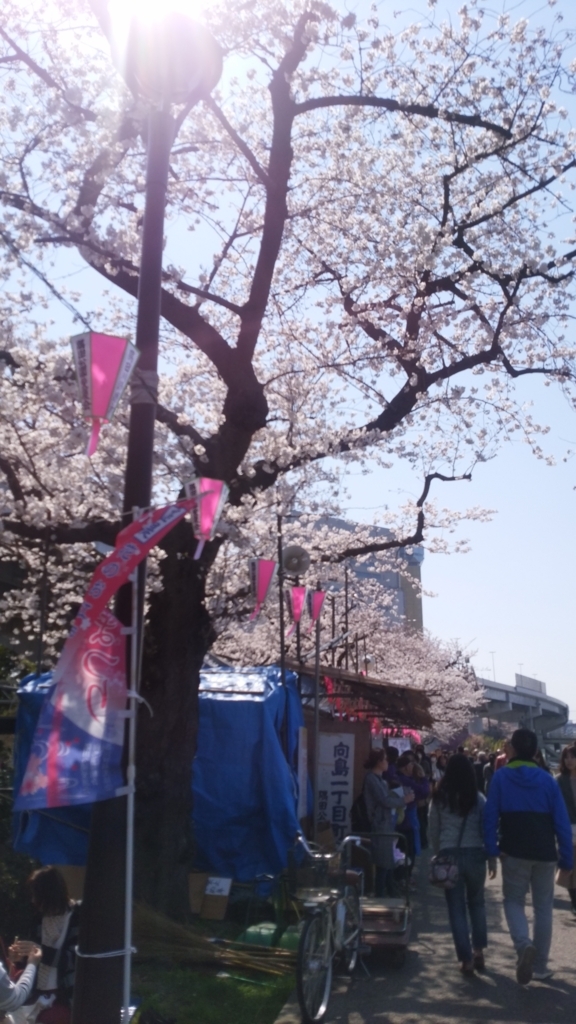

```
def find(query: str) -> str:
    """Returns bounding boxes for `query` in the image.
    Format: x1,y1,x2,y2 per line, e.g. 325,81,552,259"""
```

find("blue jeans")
501,856,556,973
443,847,488,963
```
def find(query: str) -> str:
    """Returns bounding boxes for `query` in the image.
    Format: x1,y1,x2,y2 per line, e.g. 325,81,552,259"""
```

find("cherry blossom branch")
1,517,120,546
0,455,25,504
316,472,472,562
0,26,97,122
155,403,207,448
204,97,270,188
175,279,244,316
235,10,318,364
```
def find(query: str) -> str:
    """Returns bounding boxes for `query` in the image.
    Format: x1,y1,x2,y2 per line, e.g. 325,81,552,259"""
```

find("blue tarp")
14,667,305,878
192,667,304,881
12,673,91,865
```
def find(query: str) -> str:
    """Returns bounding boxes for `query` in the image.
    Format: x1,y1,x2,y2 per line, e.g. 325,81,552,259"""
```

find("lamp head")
108,1,222,105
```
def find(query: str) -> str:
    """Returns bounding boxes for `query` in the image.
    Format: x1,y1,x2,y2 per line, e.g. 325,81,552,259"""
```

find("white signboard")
317,733,355,842
297,726,308,820
205,877,232,896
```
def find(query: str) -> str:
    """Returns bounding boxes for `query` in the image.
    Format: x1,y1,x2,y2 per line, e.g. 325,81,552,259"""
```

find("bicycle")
293,833,365,1024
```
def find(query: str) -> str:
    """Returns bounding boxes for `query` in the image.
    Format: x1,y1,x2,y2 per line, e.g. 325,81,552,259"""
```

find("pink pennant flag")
71,331,139,456
186,477,229,559
285,585,307,638
306,589,326,631
249,558,277,619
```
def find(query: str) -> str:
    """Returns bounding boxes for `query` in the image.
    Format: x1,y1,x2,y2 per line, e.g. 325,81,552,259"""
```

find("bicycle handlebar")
297,832,364,859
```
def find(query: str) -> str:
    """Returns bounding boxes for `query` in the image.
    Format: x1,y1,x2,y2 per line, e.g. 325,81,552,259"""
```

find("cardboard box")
200,877,232,921
188,872,209,914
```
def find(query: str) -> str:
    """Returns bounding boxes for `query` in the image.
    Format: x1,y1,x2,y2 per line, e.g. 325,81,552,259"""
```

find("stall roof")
286,659,433,730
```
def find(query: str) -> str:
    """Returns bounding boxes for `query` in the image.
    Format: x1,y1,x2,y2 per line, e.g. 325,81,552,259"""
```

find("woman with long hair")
363,748,414,897
429,753,495,975
25,866,81,1024
556,744,576,915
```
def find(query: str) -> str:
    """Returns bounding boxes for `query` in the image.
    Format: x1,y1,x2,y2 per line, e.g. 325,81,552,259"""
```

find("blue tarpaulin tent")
14,667,305,880
192,666,304,881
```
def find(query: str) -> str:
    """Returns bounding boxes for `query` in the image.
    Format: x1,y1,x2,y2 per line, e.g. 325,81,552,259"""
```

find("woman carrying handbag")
428,754,496,975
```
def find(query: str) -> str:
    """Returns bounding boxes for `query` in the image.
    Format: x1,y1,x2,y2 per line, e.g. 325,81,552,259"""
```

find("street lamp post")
72,9,222,1023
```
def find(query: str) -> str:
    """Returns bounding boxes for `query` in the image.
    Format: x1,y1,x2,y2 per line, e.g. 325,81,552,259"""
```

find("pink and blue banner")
15,610,127,809
16,488,229,810
73,497,197,633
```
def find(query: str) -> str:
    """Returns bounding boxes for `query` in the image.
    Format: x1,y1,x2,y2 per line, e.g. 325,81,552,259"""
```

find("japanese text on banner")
317,733,355,841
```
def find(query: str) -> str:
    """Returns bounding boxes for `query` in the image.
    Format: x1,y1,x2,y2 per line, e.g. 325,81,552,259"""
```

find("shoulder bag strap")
456,811,469,850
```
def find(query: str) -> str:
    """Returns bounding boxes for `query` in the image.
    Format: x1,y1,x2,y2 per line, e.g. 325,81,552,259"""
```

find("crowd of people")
2,733,575,1018
0,867,79,1024
362,730,576,984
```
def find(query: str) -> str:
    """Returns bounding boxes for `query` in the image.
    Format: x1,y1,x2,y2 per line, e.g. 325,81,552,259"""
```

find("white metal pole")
313,613,321,843
122,511,141,1022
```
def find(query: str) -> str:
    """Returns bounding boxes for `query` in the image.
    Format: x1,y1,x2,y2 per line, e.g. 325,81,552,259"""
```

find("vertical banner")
316,733,355,841
15,610,127,809
297,726,308,820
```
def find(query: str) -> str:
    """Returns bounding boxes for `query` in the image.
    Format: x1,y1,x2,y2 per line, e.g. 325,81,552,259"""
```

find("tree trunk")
134,518,215,917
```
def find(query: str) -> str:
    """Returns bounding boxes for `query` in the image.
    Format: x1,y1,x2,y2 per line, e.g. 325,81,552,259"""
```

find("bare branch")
294,95,512,138
204,96,270,188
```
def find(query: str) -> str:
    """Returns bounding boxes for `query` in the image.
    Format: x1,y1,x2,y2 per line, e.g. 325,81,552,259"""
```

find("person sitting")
0,943,42,1018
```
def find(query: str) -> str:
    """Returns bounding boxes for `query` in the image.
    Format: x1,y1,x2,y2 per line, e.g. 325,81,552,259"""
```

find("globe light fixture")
108,0,222,104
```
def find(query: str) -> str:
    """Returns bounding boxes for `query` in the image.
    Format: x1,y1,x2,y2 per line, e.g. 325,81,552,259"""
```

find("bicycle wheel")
296,911,333,1024
340,885,361,973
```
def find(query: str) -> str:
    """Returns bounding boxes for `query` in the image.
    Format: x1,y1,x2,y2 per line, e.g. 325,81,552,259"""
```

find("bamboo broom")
133,904,296,976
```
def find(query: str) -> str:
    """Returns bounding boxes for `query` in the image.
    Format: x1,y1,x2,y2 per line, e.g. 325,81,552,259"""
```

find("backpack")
350,789,371,833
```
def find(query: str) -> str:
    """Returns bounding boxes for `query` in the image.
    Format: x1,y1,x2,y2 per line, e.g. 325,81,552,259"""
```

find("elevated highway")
476,675,568,747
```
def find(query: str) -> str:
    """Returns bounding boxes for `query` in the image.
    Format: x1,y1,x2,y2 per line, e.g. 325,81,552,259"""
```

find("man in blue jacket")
484,728,573,985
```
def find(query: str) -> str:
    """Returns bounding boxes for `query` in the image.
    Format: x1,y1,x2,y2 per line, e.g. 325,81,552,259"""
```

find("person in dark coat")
363,748,413,897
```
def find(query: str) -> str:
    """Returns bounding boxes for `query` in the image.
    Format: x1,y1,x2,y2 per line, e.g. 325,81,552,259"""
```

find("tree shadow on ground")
324,864,576,1024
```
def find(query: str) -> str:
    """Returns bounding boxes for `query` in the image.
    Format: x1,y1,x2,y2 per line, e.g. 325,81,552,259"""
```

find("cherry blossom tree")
1,0,576,909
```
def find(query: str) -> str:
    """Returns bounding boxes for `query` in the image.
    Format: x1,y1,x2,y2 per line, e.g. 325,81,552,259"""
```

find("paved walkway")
275,855,576,1024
